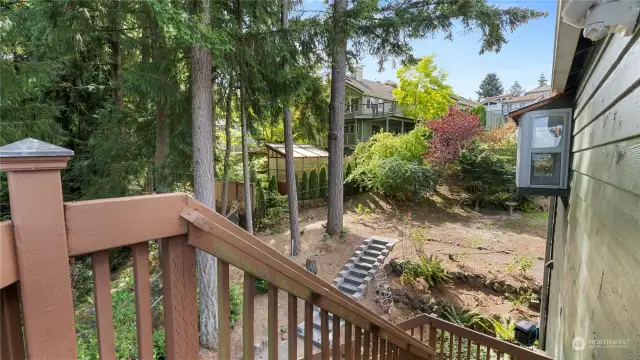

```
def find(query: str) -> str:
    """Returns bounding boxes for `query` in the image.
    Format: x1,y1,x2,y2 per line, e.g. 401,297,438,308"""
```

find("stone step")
338,282,359,294
363,250,381,258
344,275,364,286
354,262,373,271
359,255,377,264
372,239,391,246
350,268,369,277
368,243,386,252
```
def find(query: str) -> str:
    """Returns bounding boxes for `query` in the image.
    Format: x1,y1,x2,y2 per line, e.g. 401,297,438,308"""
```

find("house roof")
345,76,395,101
502,93,544,103
451,93,479,107
508,93,569,124
551,0,591,94
482,94,512,103
265,143,329,158
525,85,551,94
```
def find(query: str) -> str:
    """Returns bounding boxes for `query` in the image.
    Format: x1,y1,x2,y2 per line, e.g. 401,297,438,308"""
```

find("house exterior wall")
545,31,640,360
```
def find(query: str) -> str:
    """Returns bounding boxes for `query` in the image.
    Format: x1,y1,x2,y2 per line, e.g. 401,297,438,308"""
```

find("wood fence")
485,111,507,130
215,180,255,208
0,139,436,360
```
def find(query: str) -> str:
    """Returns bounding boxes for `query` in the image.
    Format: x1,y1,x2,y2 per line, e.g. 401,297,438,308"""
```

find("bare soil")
201,186,548,359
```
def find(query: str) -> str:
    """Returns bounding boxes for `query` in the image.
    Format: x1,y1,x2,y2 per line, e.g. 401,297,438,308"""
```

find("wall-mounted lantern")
510,94,572,197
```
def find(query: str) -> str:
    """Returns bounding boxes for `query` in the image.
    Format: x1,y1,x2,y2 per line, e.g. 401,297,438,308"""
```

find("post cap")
0,138,73,171
0,138,74,158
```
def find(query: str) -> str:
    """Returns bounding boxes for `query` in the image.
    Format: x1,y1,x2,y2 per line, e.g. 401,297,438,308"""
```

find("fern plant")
440,304,492,332
402,255,452,289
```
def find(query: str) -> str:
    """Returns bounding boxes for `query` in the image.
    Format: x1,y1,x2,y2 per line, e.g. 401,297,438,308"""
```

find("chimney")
355,66,363,81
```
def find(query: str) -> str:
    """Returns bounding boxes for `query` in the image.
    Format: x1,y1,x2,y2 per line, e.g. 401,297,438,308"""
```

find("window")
372,125,382,134
506,104,512,112
366,98,371,109
520,102,526,108
344,124,355,133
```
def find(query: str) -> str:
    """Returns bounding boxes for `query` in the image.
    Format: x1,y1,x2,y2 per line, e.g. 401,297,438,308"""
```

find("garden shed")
265,143,328,194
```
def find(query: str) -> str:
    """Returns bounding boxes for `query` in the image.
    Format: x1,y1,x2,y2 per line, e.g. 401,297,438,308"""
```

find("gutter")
538,196,558,350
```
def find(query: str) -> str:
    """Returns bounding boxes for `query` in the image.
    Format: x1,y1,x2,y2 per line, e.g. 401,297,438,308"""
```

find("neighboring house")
510,3,640,359
524,85,552,98
450,93,479,110
481,94,512,113
344,68,414,148
501,93,545,114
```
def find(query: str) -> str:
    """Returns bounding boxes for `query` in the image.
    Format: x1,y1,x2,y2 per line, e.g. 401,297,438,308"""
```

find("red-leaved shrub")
427,106,483,166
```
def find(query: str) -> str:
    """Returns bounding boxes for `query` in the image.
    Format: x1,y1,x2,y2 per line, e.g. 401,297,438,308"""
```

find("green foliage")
506,255,534,276
401,255,452,289
255,182,267,221
538,73,548,87
508,81,524,96
268,175,278,195
318,166,327,198
255,278,269,294
392,56,453,121
229,283,243,325
471,105,487,128
343,162,358,196
301,171,309,201
308,169,319,199
457,145,514,208
76,267,165,360
490,317,517,343
348,127,438,199
476,73,504,99
440,304,492,332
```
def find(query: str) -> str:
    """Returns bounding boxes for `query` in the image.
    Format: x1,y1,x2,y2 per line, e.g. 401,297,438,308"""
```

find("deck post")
401,120,404,134
0,138,77,359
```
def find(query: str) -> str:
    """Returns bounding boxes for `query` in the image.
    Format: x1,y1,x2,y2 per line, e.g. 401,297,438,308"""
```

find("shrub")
440,304,492,332
255,278,269,294
301,171,309,200
348,127,436,199
344,162,357,196
309,169,319,199
255,182,267,221
401,255,452,289
318,166,327,198
268,175,278,195
428,106,483,167
471,104,487,128
457,145,514,209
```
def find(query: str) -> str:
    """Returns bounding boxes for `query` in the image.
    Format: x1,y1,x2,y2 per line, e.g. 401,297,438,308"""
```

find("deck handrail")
181,195,436,359
396,314,553,360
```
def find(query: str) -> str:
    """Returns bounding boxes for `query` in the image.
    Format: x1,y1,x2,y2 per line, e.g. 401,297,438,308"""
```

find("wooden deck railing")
0,142,436,360
394,314,552,360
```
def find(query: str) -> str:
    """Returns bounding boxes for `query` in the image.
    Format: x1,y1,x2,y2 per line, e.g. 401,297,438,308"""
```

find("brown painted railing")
0,146,435,360
394,314,552,360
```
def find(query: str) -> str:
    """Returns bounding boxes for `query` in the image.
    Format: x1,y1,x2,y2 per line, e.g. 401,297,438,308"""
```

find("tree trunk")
237,0,253,234
240,88,253,234
281,0,300,255
221,82,233,216
191,0,218,350
109,0,123,109
326,0,347,236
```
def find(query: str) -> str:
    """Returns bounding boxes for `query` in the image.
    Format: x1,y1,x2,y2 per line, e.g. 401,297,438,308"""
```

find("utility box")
515,108,571,197
514,320,539,346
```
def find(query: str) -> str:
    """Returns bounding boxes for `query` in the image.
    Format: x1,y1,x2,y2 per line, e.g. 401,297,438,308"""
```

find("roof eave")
551,0,582,94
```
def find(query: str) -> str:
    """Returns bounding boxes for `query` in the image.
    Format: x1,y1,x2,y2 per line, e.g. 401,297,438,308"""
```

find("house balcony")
345,102,403,119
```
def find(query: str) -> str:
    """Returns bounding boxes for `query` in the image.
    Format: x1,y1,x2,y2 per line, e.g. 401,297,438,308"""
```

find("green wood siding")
545,30,640,360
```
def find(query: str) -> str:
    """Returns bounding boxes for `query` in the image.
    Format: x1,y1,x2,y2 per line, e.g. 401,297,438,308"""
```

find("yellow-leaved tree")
393,55,454,121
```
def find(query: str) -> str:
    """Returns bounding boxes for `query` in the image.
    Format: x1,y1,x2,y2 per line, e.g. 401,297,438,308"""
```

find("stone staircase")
332,236,397,299
296,236,397,347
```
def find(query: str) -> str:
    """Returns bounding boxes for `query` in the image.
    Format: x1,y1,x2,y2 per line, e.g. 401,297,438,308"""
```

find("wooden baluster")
345,322,353,360
448,333,453,360
218,260,231,360
288,294,297,360
485,347,491,360
243,273,256,360
419,325,424,342
268,284,278,360
466,339,471,360
456,335,462,360
304,301,314,360
410,328,415,337
320,309,330,360
496,350,502,360
1,283,25,360
91,251,116,360
475,343,480,360
363,331,370,360
161,235,198,359
371,334,379,360
332,315,341,360
354,326,362,360
439,330,445,360
428,326,436,356
133,243,153,359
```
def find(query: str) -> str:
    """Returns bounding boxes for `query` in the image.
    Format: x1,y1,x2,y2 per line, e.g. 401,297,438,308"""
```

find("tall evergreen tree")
477,73,505,99
538,73,548,87
508,81,524,96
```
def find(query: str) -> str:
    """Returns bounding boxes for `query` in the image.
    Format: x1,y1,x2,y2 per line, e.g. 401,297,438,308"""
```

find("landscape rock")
497,279,506,287
402,296,410,305
280,326,287,334
529,298,541,311
393,295,401,303
503,284,516,293
405,292,414,301
492,282,503,293
410,299,422,310
393,288,404,296
421,304,431,313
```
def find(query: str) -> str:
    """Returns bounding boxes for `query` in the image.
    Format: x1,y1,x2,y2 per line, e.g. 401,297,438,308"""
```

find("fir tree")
538,73,548,87
508,81,524,96
477,73,505,99
319,166,328,198
309,169,319,199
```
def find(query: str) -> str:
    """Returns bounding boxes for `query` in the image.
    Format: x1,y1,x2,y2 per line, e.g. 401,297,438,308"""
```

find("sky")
304,0,557,101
